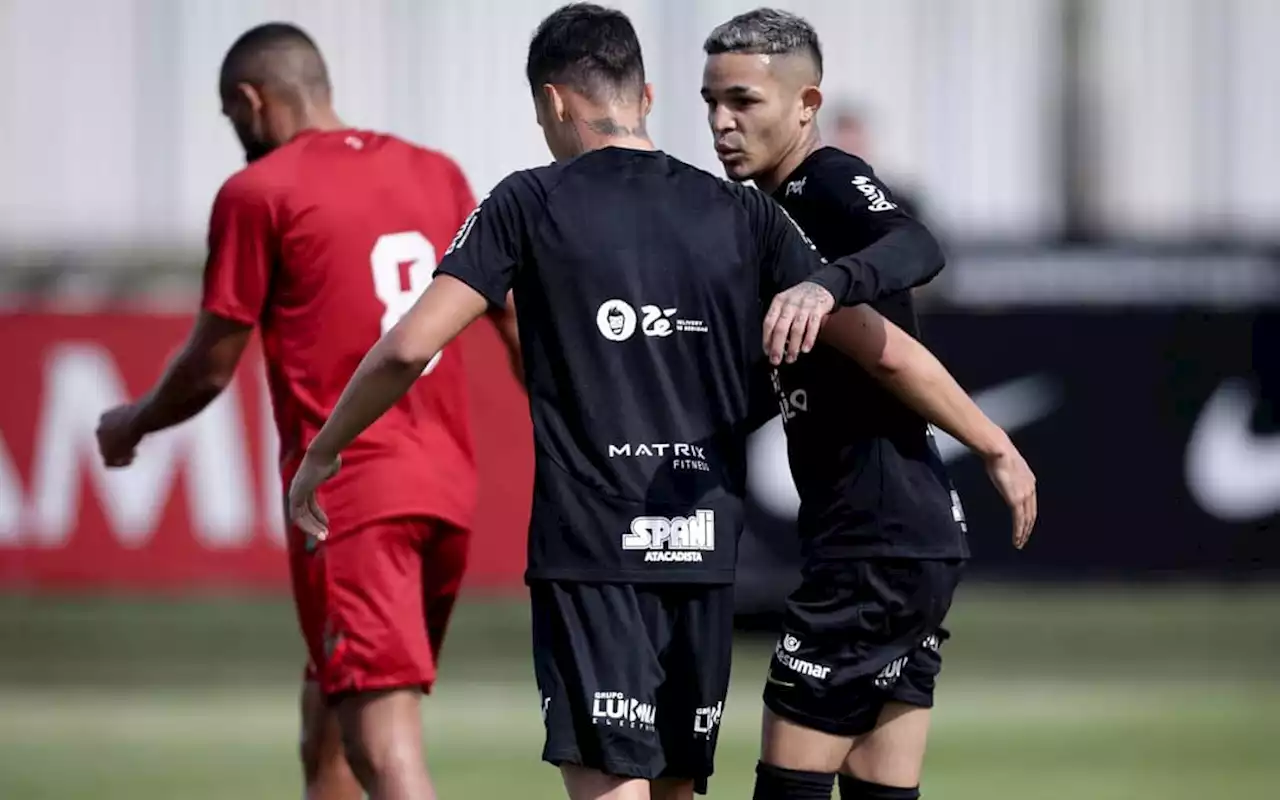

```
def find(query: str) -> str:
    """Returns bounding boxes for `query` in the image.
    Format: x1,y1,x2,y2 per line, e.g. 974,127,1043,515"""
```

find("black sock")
838,773,920,800
753,761,836,799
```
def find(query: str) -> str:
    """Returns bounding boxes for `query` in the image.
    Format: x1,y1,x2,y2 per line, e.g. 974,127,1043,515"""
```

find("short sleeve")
746,189,827,301
200,174,276,325
434,171,534,309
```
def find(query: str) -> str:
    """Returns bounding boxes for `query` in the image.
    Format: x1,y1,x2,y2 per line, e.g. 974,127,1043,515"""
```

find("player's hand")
96,404,144,468
981,441,1037,549
288,451,342,541
764,281,836,366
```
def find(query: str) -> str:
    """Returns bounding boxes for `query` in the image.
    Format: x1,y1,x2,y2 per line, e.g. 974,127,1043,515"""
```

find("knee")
338,720,417,782
299,713,346,784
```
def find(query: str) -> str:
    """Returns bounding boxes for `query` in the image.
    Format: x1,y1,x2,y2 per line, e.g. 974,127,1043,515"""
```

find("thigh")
843,702,933,788
313,519,439,698
531,581,667,782
655,584,734,794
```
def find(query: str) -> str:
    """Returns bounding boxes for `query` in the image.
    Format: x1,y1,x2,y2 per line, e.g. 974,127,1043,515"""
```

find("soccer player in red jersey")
94,23,517,800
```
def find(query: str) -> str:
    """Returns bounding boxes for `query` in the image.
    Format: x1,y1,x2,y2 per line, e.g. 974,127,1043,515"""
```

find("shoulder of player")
710,175,781,226
400,139,467,178
213,162,283,214
801,148,884,197
485,163,562,210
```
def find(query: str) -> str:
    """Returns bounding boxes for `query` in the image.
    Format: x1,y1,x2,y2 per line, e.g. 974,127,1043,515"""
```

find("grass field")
1,584,1277,799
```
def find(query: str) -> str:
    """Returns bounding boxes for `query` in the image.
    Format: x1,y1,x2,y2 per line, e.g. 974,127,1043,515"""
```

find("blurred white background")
2,0,1278,254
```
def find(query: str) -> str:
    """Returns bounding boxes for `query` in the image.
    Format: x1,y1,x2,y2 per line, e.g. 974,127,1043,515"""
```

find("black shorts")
530,580,734,793
763,559,965,737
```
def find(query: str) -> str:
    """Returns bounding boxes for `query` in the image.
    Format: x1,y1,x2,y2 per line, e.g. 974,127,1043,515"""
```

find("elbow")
871,348,910,380
206,370,235,395
911,220,947,283
382,326,438,371
198,358,239,398
868,324,916,379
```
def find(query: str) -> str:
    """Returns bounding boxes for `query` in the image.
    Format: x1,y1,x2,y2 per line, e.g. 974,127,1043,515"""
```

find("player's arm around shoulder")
820,305,1038,548
808,152,946,301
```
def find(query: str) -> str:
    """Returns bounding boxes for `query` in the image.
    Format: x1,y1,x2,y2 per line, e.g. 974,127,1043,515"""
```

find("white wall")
0,0,1272,251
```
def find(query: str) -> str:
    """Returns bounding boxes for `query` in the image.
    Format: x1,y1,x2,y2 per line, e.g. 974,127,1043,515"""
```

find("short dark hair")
526,3,646,102
220,22,330,97
703,8,823,80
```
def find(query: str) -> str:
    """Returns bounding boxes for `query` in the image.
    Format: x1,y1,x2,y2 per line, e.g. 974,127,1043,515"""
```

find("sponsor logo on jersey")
785,177,807,197
591,691,656,730
852,175,898,212
774,635,832,680
623,510,716,563
607,442,710,472
594,300,707,341
770,369,809,421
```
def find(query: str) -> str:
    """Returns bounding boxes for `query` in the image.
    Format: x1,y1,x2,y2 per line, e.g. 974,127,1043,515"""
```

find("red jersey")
201,129,478,536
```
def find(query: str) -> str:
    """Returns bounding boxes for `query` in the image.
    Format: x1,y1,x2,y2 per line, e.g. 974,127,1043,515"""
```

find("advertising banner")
0,313,533,591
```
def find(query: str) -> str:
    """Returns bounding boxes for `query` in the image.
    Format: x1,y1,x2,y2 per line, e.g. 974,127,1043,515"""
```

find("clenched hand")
96,404,143,468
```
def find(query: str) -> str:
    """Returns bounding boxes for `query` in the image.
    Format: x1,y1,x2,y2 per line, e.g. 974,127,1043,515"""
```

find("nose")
709,103,735,135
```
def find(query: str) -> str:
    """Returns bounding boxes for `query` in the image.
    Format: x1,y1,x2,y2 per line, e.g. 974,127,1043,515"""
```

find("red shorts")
289,517,470,698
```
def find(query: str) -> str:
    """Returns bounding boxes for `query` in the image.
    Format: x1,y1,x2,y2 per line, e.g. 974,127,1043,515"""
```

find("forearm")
133,352,229,435
308,333,426,459
308,274,490,459
820,307,1007,457
808,221,945,306
875,346,1009,458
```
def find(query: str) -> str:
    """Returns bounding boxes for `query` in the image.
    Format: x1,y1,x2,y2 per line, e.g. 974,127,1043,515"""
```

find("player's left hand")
764,281,836,366
96,404,144,468
288,451,342,541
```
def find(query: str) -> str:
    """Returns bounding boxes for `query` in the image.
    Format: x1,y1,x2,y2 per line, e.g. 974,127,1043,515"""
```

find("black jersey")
771,147,970,561
435,146,855,583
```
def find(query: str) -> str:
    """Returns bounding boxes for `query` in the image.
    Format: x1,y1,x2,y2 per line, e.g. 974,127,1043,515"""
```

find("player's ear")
542,84,568,123
800,85,823,124
640,83,656,117
236,82,265,114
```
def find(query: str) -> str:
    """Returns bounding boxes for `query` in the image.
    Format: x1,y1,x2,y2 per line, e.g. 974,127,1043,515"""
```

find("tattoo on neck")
587,117,644,137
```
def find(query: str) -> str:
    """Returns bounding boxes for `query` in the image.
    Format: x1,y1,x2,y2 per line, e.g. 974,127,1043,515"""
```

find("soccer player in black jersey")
288,5,1033,800
703,8,1039,800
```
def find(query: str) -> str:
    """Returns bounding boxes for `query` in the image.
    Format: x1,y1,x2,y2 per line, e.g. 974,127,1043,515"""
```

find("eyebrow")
700,84,758,98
